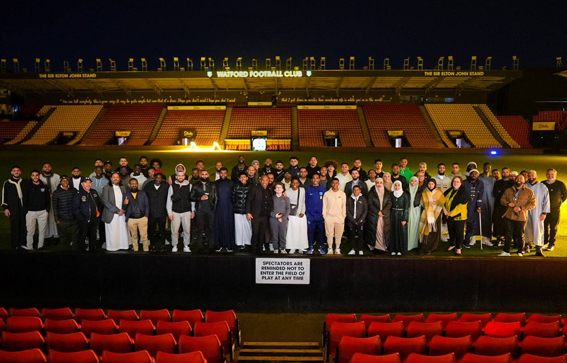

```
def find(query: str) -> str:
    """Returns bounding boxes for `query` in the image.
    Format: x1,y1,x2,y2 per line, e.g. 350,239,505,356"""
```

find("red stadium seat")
459,313,492,327
483,322,521,338
0,308,8,321
350,352,401,363
428,336,473,359
156,351,206,363
101,350,154,363
324,314,358,346
444,321,482,341
406,322,443,341
426,314,458,328
472,336,519,358
360,314,392,328
194,321,232,358
81,319,119,337
516,354,567,363
459,353,512,363
120,320,157,337
156,321,192,341
383,336,427,360
108,310,140,322
493,313,527,326
337,336,382,363
6,317,44,333
45,319,81,334
90,332,134,356
140,310,172,325
179,335,223,363
172,310,204,329
392,314,425,327
46,332,89,352
47,349,100,363
9,308,41,317
0,331,45,351
522,322,561,338
403,353,456,363
520,336,565,357
328,322,367,358
0,348,47,363
0,318,6,332
42,308,75,321
206,310,240,345
528,314,562,324
75,308,107,322
135,333,177,358
368,322,405,344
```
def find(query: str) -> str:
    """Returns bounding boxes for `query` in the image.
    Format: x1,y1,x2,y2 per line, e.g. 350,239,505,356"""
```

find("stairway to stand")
236,342,324,363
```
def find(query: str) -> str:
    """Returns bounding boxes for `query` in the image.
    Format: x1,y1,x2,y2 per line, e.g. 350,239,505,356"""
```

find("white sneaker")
498,252,510,257
482,237,494,247
348,250,356,255
172,246,178,252
335,249,341,254
359,251,364,255
517,252,523,257
20,245,30,250
397,252,402,256
274,249,279,254
183,246,191,253
298,250,303,254
391,252,396,256
328,249,334,255
469,237,477,246
269,244,274,252
281,249,287,254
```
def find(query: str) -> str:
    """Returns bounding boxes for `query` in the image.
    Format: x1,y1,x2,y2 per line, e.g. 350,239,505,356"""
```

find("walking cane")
478,209,483,251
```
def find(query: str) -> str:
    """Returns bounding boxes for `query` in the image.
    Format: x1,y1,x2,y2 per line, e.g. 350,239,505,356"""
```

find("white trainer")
498,252,510,257
335,249,341,255
348,250,356,255
359,251,364,255
183,246,191,253
172,246,178,252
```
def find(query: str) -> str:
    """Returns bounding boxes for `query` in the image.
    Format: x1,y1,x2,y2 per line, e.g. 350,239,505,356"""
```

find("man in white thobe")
525,170,550,257
40,162,61,243
101,172,130,251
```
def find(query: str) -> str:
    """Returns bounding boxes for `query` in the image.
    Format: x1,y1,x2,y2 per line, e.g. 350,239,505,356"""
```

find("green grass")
1,148,566,256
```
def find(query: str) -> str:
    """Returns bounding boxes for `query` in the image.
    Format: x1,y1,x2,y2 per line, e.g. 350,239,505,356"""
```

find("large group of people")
2,155,566,257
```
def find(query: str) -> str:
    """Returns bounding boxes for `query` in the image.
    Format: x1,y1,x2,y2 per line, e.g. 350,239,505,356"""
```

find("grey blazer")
101,184,128,224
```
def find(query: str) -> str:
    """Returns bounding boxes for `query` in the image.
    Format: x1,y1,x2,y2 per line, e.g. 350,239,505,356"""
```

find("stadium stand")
533,111,567,131
362,104,441,148
225,107,291,150
297,107,365,147
496,116,532,148
22,105,103,145
4,121,37,145
152,107,225,146
476,105,521,148
81,105,164,145
425,104,502,148
0,121,32,144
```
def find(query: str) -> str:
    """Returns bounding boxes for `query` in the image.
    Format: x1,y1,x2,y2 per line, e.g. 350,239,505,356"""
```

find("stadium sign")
255,258,310,284
215,70,303,78
532,122,555,131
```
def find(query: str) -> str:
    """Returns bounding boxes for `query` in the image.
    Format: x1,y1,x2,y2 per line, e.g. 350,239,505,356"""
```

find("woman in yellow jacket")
443,176,469,255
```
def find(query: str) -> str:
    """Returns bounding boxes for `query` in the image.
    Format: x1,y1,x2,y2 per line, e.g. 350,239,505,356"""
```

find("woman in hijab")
443,176,469,255
365,178,392,253
390,180,409,255
383,172,393,191
407,176,421,251
419,178,446,254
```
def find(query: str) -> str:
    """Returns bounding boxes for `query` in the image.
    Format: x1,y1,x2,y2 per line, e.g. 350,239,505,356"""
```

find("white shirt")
336,173,353,191
113,185,123,209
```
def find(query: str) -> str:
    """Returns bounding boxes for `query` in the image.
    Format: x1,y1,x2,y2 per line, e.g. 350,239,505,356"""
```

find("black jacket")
144,182,169,218
365,187,392,247
347,194,368,225
232,182,250,214
24,181,51,212
52,185,78,221
344,180,369,199
124,190,150,221
191,181,218,213
231,164,247,182
1,177,25,212
246,184,274,218
73,189,102,223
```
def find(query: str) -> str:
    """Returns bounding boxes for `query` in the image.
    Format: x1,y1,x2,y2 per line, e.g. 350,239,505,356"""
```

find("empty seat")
493,313,527,326
0,308,8,320
426,314,458,328
472,336,518,358
46,332,89,353
0,348,47,363
81,319,119,337
403,353,456,363
383,336,427,360
0,318,5,332
206,310,240,345
0,331,45,351
406,322,443,342
350,352,402,363
483,322,521,338
445,321,482,341
101,350,154,363
516,354,567,363
522,322,561,338
429,336,472,359
156,351,207,363
45,319,81,334
520,336,565,357
47,349,99,363
324,314,358,345
156,321,192,341
9,308,41,318
75,309,107,322
392,314,425,326
337,336,381,363
135,333,177,358
120,320,156,337
140,310,172,325
179,335,223,363
459,313,492,327
368,322,405,344
42,308,75,321
328,322,367,358
528,314,562,324
360,314,392,328
108,310,140,322
194,321,232,358
6,317,44,333
90,332,133,356
459,353,512,363
172,310,204,328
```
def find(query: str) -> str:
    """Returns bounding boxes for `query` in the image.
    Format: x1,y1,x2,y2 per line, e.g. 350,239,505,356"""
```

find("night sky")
1,0,566,72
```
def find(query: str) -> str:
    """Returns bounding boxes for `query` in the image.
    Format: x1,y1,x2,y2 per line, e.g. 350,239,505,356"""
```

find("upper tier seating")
298,108,365,147
227,107,291,139
476,105,520,148
0,121,31,143
152,109,225,146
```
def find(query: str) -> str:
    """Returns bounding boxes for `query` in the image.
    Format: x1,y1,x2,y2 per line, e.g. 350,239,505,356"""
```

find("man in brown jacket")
498,174,536,257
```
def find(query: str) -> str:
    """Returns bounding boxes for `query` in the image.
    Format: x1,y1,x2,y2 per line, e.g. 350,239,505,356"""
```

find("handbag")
289,188,301,216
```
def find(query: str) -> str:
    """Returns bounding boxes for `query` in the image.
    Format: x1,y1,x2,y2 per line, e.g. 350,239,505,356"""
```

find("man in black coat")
231,155,247,183
2,166,27,249
73,178,103,252
246,175,273,254
346,185,368,255
52,175,79,248
191,170,218,252
124,178,150,252
144,172,169,252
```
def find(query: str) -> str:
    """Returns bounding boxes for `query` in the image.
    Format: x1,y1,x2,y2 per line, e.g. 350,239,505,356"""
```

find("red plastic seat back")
46,331,89,352
527,314,562,324
0,318,5,332
9,308,41,317
338,336,381,363
45,319,81,334
383,336,427,360
135,333,177,358
194,321,231,355
108,310,140,322
0,348,47,363
483,322,521,338
172,310,204,329
90,332,133,356
47,349,99,363
350,352,401,363
493,313,527,326
429,335,472,359
360,314,391,329
42,308,75,321
75,308,107,322
206,310,238,338
368,322,405,344
406,321,443,341
326,314,358,333
157,320,192,341
426,313,458,328
6,316,44,333
0,307,9,320
472,336,519,358
81,318,119,337
404,353,456,363
179,334,223,363
444,321,482,341
516,354,567,363
459,353,512,363
522,322,561,338
1,331,45,351
329,322,367,357
392,314,425,327
139,309,172,325
459,313,492,327
101,350,154,363
520,336,565,357
156,351,207,363
120,319,156,337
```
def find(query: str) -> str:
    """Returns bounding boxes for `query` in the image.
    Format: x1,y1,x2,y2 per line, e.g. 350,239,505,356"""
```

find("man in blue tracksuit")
305,174,327,254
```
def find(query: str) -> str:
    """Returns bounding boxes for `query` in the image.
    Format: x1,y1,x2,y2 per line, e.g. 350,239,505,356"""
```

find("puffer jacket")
232,181,250,214
52,185,78,221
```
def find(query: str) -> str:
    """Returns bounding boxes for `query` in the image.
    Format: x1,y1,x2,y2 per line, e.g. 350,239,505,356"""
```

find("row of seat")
227,107,291,139
349,351,567,363
298,109,365,147
476,105,520,148
152,110,226,146
496,116,532,148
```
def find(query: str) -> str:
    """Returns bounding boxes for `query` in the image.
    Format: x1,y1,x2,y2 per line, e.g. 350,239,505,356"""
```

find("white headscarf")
374,177,385,200
392,180,403,198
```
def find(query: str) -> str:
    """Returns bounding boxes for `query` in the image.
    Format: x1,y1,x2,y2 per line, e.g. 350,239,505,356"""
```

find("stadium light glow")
490,150,498,155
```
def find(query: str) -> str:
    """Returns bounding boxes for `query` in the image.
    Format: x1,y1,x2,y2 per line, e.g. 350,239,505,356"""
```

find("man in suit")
144,171,169,252
101,172,130,251
124,178,150,252
344,169,368,198
246,175,273,254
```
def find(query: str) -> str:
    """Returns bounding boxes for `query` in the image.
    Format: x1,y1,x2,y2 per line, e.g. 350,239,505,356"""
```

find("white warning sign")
255,258,311,285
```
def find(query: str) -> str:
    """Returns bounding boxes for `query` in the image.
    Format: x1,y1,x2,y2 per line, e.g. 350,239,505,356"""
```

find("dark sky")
1,0,565,72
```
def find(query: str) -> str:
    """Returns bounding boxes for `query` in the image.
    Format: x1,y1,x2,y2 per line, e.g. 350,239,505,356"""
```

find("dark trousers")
447,218,465,249
307,218,326,249
347,221,364,252
544,209,560,246
9,208,26,249
195,211,215,251
57,218,79,248
504,218,526,253
78,219,99,252
251,215,269,254
148,215,166,251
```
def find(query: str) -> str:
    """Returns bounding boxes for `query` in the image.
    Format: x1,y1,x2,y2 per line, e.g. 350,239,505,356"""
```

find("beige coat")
500,186,536,222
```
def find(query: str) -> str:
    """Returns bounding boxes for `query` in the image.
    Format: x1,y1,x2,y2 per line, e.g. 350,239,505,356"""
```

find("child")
270,183,290,254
